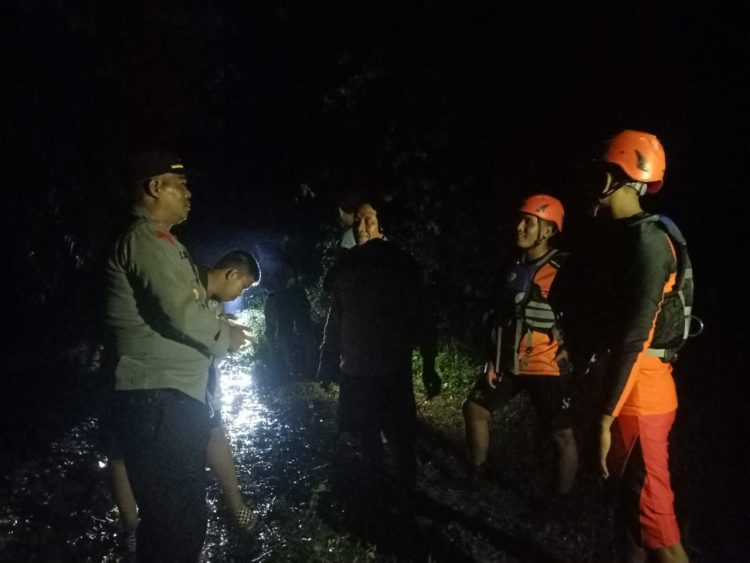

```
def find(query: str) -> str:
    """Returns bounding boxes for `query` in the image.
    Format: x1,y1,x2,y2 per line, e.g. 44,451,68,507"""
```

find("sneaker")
119,519,137,557
117,530,136,562
232,505,259,534
125,531,136,554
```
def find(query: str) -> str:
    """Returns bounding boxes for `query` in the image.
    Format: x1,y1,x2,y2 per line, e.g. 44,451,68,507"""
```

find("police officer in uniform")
104,151,246,562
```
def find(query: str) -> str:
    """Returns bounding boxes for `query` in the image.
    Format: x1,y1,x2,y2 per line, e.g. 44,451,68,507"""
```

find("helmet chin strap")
599,172,648,199
530,216,551,250
599,171,619,198
628,181,648,196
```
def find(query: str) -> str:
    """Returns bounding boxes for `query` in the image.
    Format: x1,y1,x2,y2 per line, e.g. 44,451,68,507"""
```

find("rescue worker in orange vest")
588,130,689,563
462,194,578,498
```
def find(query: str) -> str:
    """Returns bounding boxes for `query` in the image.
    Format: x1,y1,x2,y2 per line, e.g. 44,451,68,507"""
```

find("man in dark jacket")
317,200,441,501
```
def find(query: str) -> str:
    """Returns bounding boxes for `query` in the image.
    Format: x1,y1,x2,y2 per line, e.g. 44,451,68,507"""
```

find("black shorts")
466,371,573,433
338,371,416,438
101,390,217,461
206,392,222,429
98,393,122,459
99,423,122,459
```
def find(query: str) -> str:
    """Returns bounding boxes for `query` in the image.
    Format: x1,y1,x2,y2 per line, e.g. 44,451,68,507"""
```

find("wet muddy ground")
0,309,743,562
0,377,605,561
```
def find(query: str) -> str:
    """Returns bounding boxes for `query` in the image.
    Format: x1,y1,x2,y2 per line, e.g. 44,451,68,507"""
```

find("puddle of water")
0,305,285,562
0,303,393,562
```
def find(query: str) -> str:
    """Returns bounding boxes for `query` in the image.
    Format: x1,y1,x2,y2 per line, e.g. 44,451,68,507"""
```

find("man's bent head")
210,250,260,301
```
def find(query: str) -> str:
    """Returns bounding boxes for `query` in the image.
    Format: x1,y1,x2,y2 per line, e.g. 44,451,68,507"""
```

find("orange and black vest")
601,213,684,416
494,249,570,377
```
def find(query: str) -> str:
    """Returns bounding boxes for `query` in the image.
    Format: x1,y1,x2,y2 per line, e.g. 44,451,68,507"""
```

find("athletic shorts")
609,411,681,550
98,393,122,459
100,390,217,461
465,372,573,433
206,392,222,429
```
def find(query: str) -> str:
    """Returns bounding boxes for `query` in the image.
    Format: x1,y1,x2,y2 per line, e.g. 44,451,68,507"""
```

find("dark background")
1,1,748,559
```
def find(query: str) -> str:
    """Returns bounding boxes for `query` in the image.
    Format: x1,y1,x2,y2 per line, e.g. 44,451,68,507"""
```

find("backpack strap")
656,215,693,341
647,214,696,360
497,249,562,374
547,250,569,270
516,250,566,372
520,249,562,332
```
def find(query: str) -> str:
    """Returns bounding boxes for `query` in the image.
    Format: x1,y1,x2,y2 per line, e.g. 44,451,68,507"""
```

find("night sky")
4,2,747,355
2,0,749,558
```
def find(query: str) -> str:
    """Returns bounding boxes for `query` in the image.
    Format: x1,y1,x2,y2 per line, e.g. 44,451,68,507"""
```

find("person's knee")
654,542,689,563
108,458,128,480
209,425,225,441
462,399,490,423
551,427,576,450
206,426,228,455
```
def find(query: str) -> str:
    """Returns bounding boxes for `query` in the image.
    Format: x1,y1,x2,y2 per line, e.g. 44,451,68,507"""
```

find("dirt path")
1,311,703,563
0,365,615,563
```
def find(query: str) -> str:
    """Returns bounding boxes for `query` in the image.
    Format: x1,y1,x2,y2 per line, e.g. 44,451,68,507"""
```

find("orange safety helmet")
604,130,666,194
519,194,565,232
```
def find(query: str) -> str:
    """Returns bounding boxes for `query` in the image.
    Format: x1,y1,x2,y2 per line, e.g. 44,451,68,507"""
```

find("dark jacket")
317,239,436,381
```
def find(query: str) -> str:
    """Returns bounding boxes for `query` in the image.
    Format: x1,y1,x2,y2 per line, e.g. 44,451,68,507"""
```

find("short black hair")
357,196,393,230
338,189,367,214
214,250,261,282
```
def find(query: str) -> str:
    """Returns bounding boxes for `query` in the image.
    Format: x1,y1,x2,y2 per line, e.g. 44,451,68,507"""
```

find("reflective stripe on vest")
647,287,692,359
501,249,566,374
524,299,556,330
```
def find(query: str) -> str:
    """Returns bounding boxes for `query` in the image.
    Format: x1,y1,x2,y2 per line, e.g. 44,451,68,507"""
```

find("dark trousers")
339,371,418,494
113,389,210,563
361,430,417,493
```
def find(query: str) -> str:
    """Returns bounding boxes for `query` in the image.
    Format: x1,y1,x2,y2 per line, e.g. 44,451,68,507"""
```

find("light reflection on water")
0,305,276,563
217,362,264,435
203,306,279,561
216,307,270,439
